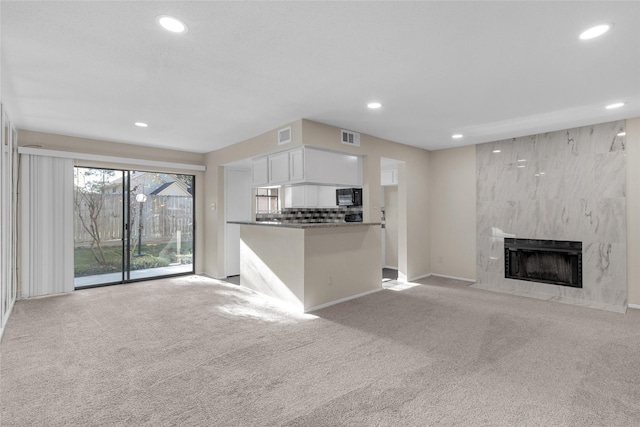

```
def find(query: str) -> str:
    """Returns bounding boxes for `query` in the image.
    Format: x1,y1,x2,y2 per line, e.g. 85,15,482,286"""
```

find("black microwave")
336,188,362,207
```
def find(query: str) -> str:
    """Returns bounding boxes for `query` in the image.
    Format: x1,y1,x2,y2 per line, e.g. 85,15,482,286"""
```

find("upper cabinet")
303,147,361,186
381,169,398,186
268,151,290,184
251,146,362,188
284,185,336,208
251,156,269,186
289,148,304,182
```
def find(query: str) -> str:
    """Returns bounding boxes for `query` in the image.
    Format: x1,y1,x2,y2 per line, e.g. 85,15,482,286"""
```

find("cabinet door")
283,187,293,208
252,157,268,186
304,148,361,186
289,148,304,182
381,170,395,186
305,185,318,207
269,151,290,184
291,186,305,207
317,186,337,207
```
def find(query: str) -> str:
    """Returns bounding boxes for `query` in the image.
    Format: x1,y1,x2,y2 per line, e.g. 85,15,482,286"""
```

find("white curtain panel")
20,154,74,297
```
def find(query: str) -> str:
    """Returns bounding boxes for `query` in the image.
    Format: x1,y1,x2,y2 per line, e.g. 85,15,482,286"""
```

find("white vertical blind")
21,154,74,297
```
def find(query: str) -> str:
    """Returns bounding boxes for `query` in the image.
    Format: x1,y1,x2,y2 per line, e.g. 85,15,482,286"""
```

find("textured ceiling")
1,1,639,153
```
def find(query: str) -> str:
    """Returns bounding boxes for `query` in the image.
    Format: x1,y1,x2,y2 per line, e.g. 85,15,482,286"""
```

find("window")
256,188,279,214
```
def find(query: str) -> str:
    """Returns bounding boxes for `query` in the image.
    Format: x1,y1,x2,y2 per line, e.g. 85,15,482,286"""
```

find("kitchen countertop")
228,221,381,229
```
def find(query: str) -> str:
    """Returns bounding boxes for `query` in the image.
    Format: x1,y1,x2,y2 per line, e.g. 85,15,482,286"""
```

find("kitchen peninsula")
229,221,382,312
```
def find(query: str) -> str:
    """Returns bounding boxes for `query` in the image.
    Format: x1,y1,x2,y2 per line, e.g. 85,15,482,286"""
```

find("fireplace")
504,238,582,288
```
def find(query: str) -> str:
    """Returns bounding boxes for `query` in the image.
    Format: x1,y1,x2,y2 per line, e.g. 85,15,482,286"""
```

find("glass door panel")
74,168,125,288
129,171,194,280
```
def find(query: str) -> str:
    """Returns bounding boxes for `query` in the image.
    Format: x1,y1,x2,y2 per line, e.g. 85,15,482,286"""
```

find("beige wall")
203,121,304,277
239,224,381,311
427,118,640,304
304,225,381,310
384,186,399,268
627,117,640,306
240,225,305,311
204,119,431,280
17,130,207,274
300,120,431,281
428,145,476,281
18,130,204,166
18,117,638,303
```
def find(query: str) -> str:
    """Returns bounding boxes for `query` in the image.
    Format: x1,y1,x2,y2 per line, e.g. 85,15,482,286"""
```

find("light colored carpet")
2,275,640,426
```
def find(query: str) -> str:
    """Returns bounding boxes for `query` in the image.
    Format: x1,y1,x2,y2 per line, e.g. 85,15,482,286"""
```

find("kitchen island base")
238,223,382,312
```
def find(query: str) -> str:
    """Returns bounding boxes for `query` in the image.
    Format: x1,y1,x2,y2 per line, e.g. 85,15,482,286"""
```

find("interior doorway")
224,167,251,277
381,157,403,281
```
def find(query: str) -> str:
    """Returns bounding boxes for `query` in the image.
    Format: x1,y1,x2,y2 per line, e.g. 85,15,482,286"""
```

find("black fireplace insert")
504,238,582,288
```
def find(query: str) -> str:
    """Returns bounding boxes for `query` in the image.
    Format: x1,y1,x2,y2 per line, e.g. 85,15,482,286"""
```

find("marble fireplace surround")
472,120,627,312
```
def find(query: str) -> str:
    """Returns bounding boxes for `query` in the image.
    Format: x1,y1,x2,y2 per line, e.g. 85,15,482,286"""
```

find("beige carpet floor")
2,275,640,426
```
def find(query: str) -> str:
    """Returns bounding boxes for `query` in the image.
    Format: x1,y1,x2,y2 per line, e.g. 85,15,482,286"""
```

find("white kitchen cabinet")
305,185,318,207
381,169,397,186
317,185,337,207
284,185,331,208
284,186,309,208
268,151,290,184
252,156,268,186
304,147,361,186
291,187,305,207
252,146,362,188
289,148,304,182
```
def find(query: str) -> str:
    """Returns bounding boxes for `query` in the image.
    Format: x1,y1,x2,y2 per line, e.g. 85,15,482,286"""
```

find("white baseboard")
384,265,398,270
397,272,476,283
628,303,640,310
305,288,383,313
200,272,227,280
407,273,432,282
397,273,431,282
430,273,476,283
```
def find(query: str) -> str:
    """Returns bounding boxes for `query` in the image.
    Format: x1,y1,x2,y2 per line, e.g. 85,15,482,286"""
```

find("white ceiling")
2,1,639,154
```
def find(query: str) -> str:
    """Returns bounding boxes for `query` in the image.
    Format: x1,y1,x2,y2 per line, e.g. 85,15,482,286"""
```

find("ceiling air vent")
278,126,292,145
341,129,360,147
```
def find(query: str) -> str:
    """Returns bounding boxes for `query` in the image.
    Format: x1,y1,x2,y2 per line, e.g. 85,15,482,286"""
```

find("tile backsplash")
256,207,362,223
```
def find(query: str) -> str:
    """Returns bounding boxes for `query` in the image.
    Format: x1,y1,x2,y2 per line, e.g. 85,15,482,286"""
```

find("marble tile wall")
473,120,628,311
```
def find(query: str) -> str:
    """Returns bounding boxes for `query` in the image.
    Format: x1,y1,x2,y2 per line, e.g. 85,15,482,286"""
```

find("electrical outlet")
438,256,443,263
328,275,333,286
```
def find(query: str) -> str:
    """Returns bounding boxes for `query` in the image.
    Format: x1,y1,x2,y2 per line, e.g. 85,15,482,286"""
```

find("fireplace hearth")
504,238,582,288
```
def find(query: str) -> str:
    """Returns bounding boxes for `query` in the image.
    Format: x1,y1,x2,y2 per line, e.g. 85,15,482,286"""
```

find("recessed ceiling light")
579,24,611,40
606,102,625,109
492,149,501,153
539,172,546,175
452,134,463,139
135,122,148,128
367,102,382,109
617,132,626,137
157,15,188,33
517,165,526,168
517,159,527,162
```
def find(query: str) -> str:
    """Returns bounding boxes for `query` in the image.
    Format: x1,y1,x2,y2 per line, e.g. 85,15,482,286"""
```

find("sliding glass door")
73,167,194,288
128,171,194,281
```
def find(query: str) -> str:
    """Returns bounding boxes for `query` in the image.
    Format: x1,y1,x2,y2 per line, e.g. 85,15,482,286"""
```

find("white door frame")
224,167,251,277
